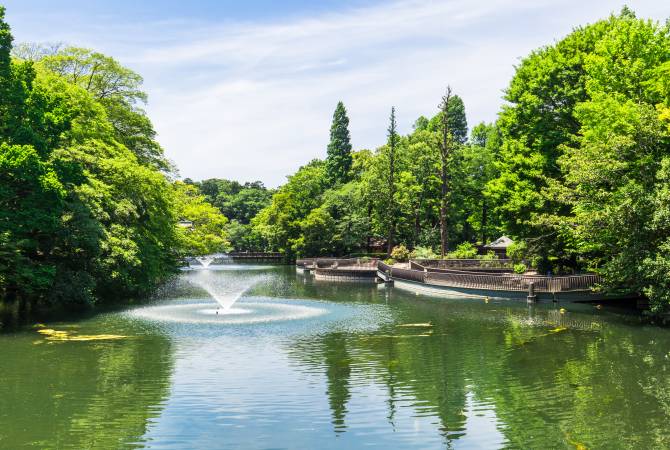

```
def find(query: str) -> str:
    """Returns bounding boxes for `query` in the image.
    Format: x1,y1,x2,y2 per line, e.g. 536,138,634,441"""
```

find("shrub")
410,246,438,259
507,240,527,263
480,250,499,261
390,245,410,262
384,258,396,266
447,242,478,259
514,263,527,274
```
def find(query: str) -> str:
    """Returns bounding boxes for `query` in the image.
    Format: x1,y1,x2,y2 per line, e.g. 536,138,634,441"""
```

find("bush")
384,258,396,266
507,240,527,263
480,250,499,261
390,245,410,262
410,246,438,259
447,242,478,259
514,263,527,274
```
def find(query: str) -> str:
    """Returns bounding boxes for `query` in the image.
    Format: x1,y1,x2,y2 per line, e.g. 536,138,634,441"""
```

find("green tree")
253,160,328,258
37,47,171,171
325,101,353,186
173,182,230,257
437,87,457,256
385,107,399,254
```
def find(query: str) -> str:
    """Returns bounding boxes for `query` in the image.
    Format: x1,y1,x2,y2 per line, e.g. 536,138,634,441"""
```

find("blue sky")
3,1,668,186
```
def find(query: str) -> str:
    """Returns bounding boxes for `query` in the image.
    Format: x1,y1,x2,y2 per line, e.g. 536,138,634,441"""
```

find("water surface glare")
1,265,670,449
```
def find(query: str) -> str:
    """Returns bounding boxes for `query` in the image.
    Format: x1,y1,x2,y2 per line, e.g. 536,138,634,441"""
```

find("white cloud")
5,0,670,185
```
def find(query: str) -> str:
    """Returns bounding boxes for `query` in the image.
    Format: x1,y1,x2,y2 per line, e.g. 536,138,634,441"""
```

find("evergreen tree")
386,106,398,254
325,101,353,185
438,86,456,257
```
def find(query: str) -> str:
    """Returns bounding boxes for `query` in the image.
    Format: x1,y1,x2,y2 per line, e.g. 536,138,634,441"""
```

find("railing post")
527,281,537,303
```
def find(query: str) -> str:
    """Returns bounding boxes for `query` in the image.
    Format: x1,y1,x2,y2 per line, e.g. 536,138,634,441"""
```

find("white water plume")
194,253,231,268
188,268,263,311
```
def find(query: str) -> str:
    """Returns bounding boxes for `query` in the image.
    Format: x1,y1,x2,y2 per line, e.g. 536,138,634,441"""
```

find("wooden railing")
422,271,601,293
377,260,391,275
390,266,427,283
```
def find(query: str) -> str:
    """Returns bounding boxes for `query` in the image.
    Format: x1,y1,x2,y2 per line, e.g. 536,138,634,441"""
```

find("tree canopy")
0,7,227,309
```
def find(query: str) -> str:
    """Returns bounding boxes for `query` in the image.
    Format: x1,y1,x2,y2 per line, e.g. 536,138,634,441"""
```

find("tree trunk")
440,160,449,257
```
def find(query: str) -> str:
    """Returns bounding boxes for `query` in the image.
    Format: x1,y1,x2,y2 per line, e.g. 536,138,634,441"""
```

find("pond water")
1,265,669,449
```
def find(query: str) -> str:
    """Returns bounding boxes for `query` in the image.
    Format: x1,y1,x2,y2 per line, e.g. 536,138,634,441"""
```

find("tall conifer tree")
386,106,398,255
325,101,352,185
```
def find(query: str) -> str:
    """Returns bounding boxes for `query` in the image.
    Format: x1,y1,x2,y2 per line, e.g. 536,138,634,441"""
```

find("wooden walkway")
298,258,605,301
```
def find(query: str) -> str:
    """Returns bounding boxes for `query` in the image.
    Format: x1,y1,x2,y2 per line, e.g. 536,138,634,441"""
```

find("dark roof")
484,236,513,249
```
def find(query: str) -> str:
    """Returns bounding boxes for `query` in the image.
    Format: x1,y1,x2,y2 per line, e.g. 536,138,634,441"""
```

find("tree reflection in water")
0,317,173,449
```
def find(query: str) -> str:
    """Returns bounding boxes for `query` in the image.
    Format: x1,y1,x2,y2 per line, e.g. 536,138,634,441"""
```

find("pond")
1,265,669,449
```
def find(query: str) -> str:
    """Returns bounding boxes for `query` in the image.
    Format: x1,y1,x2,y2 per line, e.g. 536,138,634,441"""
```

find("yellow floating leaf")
549,327,567,333
36,328,127,341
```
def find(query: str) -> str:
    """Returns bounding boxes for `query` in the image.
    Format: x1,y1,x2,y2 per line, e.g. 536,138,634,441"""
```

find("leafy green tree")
37,47,170,171
173,182,230,257
0,8,186,309
455,122,501,244
325,101,353,186
253,160,328,257
0,143,64,301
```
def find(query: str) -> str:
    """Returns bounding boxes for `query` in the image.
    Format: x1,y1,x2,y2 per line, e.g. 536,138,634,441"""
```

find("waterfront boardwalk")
297,257,606,302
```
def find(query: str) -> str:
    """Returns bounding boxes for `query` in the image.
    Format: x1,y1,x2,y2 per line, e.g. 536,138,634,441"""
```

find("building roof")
484,236,514,249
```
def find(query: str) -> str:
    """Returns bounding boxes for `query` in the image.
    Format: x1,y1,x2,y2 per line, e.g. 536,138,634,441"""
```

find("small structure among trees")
483,236,513,258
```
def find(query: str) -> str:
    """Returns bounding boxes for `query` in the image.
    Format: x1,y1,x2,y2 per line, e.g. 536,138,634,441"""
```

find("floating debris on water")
548,326,568,333
396,323,432,328
36,328,127,342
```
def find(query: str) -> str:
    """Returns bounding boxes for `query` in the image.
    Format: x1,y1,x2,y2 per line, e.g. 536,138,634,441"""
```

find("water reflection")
1,266,669,449
0,317,173,449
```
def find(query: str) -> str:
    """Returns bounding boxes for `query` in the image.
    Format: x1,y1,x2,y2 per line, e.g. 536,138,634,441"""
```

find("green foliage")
325,101,353,186
410,246,438,259
390,245,410,262
480,251,499,261
253,160,328,258
173,182,229,257
192,179,271,224
446,242,478,259
0,11,197,309
513,263,527,274
480,7,670,310
187,178,272,250
506,240,527,263
36,46,170,171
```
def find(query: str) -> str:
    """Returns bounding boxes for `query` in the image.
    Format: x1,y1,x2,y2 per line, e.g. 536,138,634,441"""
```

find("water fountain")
187,267,259,312
130,262,334,326
194,253,230,268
